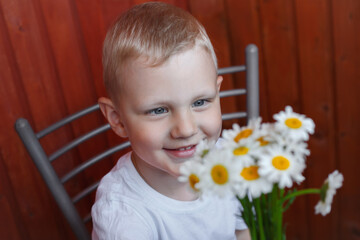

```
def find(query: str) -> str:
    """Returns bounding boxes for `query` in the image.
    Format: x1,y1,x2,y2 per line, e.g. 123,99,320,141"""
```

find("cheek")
127,123,165,150
201,108,223,138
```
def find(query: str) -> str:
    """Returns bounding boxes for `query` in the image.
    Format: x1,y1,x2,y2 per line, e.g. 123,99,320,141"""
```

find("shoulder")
92,198,154,239
94,152,136,199
91,152,156,239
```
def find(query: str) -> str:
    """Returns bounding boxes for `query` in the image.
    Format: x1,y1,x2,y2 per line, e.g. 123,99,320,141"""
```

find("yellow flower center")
285,118,302,129
211,165,229,185
241,166,260,181
233,146,249,156
272,156,290,170
257,136,269,146
234,129,253,142
188,174,200,191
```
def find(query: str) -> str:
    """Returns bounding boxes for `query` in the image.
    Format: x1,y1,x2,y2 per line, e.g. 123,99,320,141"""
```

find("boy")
92,2,250,239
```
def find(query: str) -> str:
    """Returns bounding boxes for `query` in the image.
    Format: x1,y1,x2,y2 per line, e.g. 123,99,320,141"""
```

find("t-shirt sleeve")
92,199,154,240
235,215,248,231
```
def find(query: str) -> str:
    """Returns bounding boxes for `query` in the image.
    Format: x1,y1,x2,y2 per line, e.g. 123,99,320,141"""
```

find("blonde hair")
103,2,217,102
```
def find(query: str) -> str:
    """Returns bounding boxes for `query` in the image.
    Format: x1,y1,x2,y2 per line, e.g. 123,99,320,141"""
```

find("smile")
164,145,197,159
177,146,193,151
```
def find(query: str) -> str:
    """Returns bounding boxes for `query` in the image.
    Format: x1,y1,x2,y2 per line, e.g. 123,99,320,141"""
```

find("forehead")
120,47,218,104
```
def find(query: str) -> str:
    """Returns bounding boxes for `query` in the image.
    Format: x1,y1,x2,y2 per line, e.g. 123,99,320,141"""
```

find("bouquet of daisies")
178,106,344,240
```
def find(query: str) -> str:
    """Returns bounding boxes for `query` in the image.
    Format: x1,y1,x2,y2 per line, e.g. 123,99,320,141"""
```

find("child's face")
117,46,223,180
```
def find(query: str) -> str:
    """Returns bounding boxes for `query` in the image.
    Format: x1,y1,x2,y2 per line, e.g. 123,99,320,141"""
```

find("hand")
236,229,251,240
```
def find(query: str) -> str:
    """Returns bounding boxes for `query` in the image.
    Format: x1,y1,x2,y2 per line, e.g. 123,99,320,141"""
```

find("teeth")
178,146,192,151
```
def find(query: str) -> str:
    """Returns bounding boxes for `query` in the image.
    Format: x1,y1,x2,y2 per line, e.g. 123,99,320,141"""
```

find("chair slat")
61,141,131,183
220,89,246,98
222,112,247,121
72,181,99,204
49,124,111,162
36,104,100,139
83,213,92,224
217,65,246,75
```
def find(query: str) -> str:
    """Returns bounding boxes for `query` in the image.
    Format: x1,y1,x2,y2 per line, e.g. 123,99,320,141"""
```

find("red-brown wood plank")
331,0,360,239
257,0,309,239
258,0,301,112
225,0,270,122
74,0,107,99
294,1,338,239
0,151,24,240
101,0,133,30
0,0,71,239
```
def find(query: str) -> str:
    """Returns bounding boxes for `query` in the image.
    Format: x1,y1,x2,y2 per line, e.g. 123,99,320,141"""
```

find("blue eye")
148,107,168,115
192,99,206,107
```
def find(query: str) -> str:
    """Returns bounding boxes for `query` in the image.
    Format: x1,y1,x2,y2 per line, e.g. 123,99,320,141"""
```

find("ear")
216,75,223,91
98,97,128,138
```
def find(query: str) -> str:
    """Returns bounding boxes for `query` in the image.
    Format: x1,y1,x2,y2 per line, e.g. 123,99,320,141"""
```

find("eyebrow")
192,89,217,100
137,82,218,108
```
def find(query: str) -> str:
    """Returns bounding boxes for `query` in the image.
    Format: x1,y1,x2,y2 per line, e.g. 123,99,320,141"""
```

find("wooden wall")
1,0,359,239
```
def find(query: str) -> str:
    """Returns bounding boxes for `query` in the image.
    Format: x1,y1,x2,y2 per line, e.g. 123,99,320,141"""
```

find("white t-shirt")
92,152,247,240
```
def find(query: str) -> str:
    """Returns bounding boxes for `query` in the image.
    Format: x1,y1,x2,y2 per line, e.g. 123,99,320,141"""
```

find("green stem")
238,196,257,240
248,198,257,240
276,186,282,240
238,197,248,225
277,197,283,240
276,188,285,239
254,198,266,240
271,184,278,239
282,188,320,203
261,194,270,239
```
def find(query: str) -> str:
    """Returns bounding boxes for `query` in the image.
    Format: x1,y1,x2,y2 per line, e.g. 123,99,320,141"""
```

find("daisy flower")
258,146,305,189
197,149,238,197
315,170,344,216
234,164,273,198
314,194,333,216
255,122,273,148
273,106,315,141
287,141,310,161
223,138,260,167
193,139,216,162
271,134,310,162
178,160,204,192
222,118,262,144
327,170,344,189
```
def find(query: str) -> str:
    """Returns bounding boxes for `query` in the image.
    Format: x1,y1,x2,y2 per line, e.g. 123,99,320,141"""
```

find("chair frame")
15,44,259,240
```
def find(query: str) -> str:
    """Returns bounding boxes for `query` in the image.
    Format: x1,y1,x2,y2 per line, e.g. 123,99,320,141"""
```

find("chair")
15,44,259,240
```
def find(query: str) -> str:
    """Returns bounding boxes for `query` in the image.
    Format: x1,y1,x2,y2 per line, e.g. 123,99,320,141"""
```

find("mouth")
164,145,197,159
176,145,194,151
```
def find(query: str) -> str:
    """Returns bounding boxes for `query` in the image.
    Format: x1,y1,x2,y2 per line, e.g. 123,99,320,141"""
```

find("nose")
170,110,198,139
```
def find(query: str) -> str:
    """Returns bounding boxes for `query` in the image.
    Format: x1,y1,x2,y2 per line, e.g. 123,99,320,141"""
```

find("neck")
131,155,198,201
